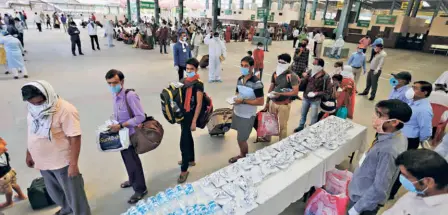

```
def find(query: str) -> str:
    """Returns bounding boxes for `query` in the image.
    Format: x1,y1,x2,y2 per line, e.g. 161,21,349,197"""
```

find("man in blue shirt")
388,71,412,103
389,80,434,200
173,32,192,81
368,35,384,62
347,46,366,86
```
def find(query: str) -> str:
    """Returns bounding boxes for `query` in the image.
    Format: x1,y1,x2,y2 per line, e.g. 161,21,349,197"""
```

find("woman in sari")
225,25,231,43
248,25,255,41
336,66,356,119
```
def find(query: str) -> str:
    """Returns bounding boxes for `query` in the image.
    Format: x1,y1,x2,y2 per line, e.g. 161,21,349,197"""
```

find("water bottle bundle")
122,184,223,215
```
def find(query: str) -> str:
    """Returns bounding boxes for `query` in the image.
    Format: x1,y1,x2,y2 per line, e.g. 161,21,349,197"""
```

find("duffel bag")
131,116,164,154
199,54,209,68
28,177,55,210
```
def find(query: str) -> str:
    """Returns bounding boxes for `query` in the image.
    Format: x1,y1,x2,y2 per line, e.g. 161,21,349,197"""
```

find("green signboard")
225,9,232,15
175,7,188,13
250,14,255,21
257,7,265,19
376,15,397,25
268,13,274,22
357,20,370,27
140,1,155,9
324,19,337,26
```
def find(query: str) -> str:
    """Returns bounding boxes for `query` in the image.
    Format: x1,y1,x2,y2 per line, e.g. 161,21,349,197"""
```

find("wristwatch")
119,123,123,129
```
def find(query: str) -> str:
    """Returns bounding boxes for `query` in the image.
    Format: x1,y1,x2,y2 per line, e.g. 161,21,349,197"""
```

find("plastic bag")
325,169,353,195
256,111,279,137
305,188,349,215
96,120,130,152
335,107,348,119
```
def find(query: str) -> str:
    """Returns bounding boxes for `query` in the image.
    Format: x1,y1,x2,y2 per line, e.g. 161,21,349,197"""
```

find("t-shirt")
27,99,81,171
271,71,299,102
0,153,11,178
182,80,204,112
234,75,264,118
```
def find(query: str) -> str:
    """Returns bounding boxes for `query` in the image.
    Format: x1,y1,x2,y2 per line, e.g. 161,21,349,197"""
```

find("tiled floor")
1,28,446,215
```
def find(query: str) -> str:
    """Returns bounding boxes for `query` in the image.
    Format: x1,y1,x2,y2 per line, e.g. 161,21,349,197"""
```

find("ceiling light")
422,1,430,7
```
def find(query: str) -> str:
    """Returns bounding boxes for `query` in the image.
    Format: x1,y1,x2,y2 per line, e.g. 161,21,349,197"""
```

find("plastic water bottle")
135,200,149,215
184,184,197,206
198,203,208,215
125,206,139,215
207,201,219,214
175,184,188,209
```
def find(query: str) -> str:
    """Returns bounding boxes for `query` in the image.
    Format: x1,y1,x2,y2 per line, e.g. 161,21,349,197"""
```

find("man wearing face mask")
294,58,332,132
263,54,299,140
229,56,264,163
388,71,412,103
389,81,434,200
204,32,227,83
253,42,265,80
173,32,192,81
329,35,345,59
347,46,367,86
382,149,448,215
21,80,91,214
158,21,169,54
105,69,147,204
291,39,310,78
358,44,386,100
347,99,412,215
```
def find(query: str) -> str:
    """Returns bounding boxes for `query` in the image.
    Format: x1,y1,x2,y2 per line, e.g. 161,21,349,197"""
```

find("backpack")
183,79,214,129
160,84,184,124
272,71,299,101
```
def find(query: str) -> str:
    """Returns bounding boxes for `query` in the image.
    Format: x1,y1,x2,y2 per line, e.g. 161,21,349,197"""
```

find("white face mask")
311,65,323,76
405,88,415,100
258,46,263,49
276,63,289,76
28,102,47,116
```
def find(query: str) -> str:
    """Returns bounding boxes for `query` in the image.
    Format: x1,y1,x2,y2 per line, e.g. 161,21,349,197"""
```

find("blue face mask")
109,84,122,94
240,67,250,76
389,77,398,87
186,71,196,78
399,174,427,195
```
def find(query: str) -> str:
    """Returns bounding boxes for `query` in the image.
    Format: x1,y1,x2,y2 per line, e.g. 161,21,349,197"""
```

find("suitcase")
199,54,209,68
140,43,153,50
207,108,233,136
27,177,55,210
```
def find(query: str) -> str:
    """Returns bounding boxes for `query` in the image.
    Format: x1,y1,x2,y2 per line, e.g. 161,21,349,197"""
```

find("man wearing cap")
388,71,412,104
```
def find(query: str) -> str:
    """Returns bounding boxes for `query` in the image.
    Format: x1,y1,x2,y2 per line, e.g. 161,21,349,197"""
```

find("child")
253,42,265,80
0,137,27,209
328,61,343,78
247,50,253,58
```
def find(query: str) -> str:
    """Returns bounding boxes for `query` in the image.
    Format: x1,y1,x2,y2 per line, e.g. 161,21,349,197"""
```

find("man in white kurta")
0,31,28,79
204,32,226,83
331,35,345,58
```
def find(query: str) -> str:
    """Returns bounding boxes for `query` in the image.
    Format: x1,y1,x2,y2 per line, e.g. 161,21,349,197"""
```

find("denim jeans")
299,98,320,127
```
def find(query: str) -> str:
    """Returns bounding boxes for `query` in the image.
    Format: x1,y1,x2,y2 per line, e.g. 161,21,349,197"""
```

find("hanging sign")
337,1,344,9
376,15,397,25
324,19,337,26
257,7,265,19
357,20,370,27
140,1,155,9
250,14,255,21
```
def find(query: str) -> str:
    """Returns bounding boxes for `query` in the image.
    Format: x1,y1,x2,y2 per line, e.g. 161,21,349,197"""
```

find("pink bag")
305,188,349,215
325,169,353,195
256,111,280,137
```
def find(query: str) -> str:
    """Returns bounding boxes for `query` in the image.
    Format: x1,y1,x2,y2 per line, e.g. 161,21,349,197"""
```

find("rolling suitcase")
199,54,209,68
207,108,233,136
28,177,55,210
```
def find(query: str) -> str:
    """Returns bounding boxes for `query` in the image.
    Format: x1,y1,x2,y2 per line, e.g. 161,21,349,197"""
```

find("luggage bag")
206,108,233,136
199,54,209,68
28,177,55,210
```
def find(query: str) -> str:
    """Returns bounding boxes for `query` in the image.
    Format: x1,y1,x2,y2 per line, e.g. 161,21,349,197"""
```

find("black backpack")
160,83,185,124
28,177,55,210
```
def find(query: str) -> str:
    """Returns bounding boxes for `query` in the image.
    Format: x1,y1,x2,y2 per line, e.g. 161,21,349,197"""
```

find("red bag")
305,188,349,215
256,111,279,137
325,169,352,196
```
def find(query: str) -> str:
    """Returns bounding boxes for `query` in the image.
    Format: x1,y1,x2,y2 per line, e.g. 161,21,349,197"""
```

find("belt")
351,66,361,69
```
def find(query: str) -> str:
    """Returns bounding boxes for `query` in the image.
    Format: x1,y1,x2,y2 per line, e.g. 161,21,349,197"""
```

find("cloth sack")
96,120,130,152
256,111,280,137
325,169,353,195
305,187,349,215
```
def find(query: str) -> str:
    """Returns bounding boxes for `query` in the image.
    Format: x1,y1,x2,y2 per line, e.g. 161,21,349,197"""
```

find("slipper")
127,190,148,204
228,155,245,164
177,161,196,166
177,172,189,184
120,181,131,189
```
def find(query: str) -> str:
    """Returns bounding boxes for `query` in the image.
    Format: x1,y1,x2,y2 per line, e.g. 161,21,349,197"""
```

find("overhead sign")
324,19,337,26
225,9,232,15
337,1,344,9
250,14,255,21
257,7,265,19
401,1,423,10
376,15,397,25
357,20,370,27
140,1,155,9
268,13,274,22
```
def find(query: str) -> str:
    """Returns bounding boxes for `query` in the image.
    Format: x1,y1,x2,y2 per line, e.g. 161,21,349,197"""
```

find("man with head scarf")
0,30,27,79
330,35,345,59
204,31,227,83
21,80,91,215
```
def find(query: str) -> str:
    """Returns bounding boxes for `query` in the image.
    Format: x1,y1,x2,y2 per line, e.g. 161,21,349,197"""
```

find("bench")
251,36,272,46
430,44,448,55
323,47,350,58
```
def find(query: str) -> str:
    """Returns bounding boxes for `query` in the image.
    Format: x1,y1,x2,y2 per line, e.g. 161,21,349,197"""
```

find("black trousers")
18,33,24,47
46,21,51,28
347,200,380,215
293,37,298,48
71,39,82,54
36,23,42,32
389,137,420,199
159,40,167,53
369,48,376,61
255,68,264,80
180,112,195,172
178,66,186,81
362,69,382,98
120,144,147,193
313,41,317,56
89,35,100,50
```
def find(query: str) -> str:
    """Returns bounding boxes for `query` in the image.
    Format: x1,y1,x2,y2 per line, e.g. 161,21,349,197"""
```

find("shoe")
5,71,9,74
73,53,77,56
358,92,368,96
79,53,84,55
335,56,340,59
177,172,189,184
24,75,28,78
92,49,96,51
97,47,101,50
14,76,18,79
178,161,196,166
208,80,215,83
127,190,148,204
368,97,375,101
19,70,22,73
294,126,305,133
215,80,223,83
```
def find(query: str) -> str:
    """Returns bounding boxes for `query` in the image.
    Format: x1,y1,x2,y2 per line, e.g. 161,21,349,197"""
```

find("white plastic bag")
96,120,130,152
325,169,353,195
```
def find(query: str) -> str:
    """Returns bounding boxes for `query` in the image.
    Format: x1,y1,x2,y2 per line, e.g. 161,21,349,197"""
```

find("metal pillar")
155,0,160,25
136,0,141,21
278,0,284,10
411,0,421,17
354,0,362,22
299,0,306,27
430,0,442,26
212,0,218,31
126,0,131,21
389,0,396,15
206,0,209,10
240,0,243,9
311,0,318,20
323,0,329,20
262,0,270,33
405,0,415,16
336,0,355,38
179,0,184,27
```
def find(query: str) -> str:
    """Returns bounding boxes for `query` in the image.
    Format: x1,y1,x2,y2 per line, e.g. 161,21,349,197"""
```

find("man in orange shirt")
22,81,91,215
358,35,371,53
253,42,265,80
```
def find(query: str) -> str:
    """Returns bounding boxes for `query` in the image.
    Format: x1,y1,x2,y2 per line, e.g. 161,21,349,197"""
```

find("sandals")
228,155,245,164
177,172,190,184
127,190,148,204
120,181,132,189
177,161,196,167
